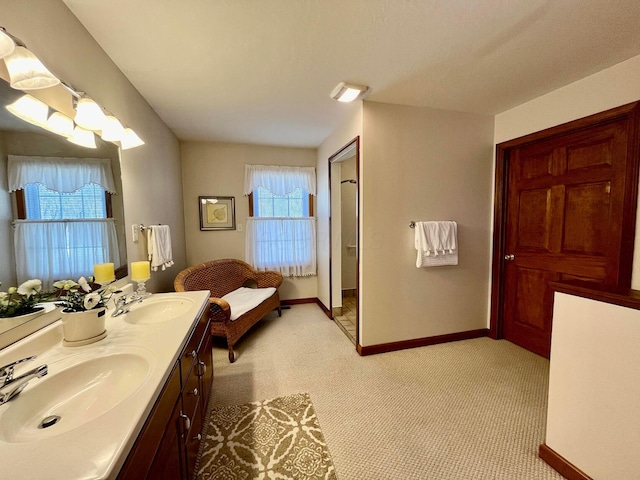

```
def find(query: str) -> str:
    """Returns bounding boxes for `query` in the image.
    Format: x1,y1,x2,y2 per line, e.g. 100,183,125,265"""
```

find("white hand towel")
147,225,174,271
415,221,458,267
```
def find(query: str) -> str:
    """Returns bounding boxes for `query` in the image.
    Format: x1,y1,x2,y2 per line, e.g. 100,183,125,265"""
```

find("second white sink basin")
0,351,151,443
124,295,195,324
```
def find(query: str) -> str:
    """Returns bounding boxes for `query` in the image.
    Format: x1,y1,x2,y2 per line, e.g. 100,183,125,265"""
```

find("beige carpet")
208,304,563,480
197,393,336,479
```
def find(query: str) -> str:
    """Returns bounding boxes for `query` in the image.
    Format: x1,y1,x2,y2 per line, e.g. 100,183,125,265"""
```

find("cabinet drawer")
180,311,208,381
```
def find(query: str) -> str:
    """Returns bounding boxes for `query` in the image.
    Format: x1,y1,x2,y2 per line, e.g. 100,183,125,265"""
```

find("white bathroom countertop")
0,290,209,480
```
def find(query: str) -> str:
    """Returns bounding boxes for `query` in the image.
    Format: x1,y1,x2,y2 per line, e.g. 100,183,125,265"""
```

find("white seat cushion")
222,287,277,321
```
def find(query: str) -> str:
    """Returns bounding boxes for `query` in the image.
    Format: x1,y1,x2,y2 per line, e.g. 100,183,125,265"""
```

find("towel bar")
409,221,416,228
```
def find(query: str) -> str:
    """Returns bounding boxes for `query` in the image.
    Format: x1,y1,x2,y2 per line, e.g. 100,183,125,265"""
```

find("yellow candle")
131,261,151,282
93,263,115,284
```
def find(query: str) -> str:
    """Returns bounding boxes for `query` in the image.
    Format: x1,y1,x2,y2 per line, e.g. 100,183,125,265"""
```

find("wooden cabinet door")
147,402,186,480
503,117,633,357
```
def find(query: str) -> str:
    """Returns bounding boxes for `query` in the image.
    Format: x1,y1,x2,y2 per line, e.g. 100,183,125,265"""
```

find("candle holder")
134,279,150,298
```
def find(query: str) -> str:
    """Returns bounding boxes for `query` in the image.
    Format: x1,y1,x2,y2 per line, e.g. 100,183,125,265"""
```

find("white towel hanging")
147,225,174,271
415,221,458,267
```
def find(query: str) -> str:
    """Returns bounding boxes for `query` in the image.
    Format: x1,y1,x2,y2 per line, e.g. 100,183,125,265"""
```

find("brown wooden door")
502,112,638,357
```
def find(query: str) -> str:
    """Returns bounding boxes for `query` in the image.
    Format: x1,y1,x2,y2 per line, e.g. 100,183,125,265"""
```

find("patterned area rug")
197,393,337,480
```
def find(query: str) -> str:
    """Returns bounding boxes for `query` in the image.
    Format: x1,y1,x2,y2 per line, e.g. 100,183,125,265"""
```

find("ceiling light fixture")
120,128,145,150
330,82,369,102
74,96,107,131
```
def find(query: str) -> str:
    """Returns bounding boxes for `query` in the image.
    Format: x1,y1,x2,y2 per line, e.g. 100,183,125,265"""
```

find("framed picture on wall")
199,196,236,230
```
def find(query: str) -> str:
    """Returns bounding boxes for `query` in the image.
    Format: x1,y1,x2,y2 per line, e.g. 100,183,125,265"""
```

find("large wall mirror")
0,77,127,338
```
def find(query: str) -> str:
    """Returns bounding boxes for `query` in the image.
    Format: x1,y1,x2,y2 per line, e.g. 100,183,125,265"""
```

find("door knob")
504,254,515,261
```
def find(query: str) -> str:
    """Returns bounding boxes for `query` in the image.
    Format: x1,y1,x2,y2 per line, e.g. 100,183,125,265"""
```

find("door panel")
502,115,637,357
517,188,552,250
563,182,610,254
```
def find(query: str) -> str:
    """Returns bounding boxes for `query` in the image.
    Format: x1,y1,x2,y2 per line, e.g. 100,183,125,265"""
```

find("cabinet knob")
193,433,202,442
188,387,199,396
187,350,197,359
504,253,515,261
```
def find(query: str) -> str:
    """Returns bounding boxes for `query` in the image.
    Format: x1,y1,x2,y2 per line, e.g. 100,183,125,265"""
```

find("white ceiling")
63,0,640,148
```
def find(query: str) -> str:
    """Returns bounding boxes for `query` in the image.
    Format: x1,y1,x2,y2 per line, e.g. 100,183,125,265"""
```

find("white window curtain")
14,219,121,289
8,155,117,193
243,164,316,196
246,217,316,277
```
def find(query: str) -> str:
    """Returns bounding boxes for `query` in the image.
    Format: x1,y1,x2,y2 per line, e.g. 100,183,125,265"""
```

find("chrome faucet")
0,356,48,405
111,293,145,317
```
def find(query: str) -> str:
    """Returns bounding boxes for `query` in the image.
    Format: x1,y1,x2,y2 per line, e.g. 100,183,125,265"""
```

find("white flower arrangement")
0,279,51,318
53,277,115,313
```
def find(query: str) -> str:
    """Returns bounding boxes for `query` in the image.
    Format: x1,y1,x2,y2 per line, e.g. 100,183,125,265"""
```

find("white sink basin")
0,351,151,443
124,295,195,325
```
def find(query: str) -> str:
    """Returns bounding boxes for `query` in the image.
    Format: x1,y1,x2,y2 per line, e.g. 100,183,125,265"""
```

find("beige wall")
495,53,640,288
180,141,317,300
361,102,494,346
316,105,363,311
1,1,186,292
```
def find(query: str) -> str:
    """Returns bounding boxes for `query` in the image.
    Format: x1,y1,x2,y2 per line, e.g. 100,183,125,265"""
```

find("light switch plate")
132,224,139,242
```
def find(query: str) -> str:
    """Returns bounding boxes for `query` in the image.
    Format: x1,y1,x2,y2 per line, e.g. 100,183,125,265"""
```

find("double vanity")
0,289,211,480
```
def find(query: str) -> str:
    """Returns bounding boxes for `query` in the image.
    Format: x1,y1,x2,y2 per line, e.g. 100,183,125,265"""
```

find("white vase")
61,308,107,345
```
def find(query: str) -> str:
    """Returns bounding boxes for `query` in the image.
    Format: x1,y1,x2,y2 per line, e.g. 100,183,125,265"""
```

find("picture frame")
199,196,236,230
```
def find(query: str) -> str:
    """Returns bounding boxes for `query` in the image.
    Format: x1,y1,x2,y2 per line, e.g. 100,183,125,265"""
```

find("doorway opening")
329,137,360,347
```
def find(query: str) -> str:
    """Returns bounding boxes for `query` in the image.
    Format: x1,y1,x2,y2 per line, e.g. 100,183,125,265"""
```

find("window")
244,165,317,277
250,187,313,218
9,156,120,288
23,183,109,219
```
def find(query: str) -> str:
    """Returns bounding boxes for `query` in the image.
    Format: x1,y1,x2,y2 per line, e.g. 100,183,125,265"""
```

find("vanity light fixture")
330,82,369,102
120,128,145,150
0,28,15,59
45,112,74,138
74,96,107,131
100,115,125,142
0,26,61,91
5,94,49,127
68,125,97,149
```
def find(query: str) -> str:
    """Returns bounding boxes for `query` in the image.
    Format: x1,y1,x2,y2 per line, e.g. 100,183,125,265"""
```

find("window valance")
243,165,316,196
8,155,117,194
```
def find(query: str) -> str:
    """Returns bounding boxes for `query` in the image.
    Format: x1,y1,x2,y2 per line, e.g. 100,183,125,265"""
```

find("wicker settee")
174,259,283,363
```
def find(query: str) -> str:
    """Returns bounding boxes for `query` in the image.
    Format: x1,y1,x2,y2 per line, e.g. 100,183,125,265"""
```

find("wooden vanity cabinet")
117,310,213,480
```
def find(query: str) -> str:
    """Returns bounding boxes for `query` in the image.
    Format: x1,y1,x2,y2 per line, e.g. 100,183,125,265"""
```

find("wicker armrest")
254,270,283,289
209,297,231,325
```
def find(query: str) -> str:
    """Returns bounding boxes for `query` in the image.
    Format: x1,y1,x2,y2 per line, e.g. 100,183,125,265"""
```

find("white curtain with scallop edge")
8,156,117,193
243,164,316,196
243,165,317,276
